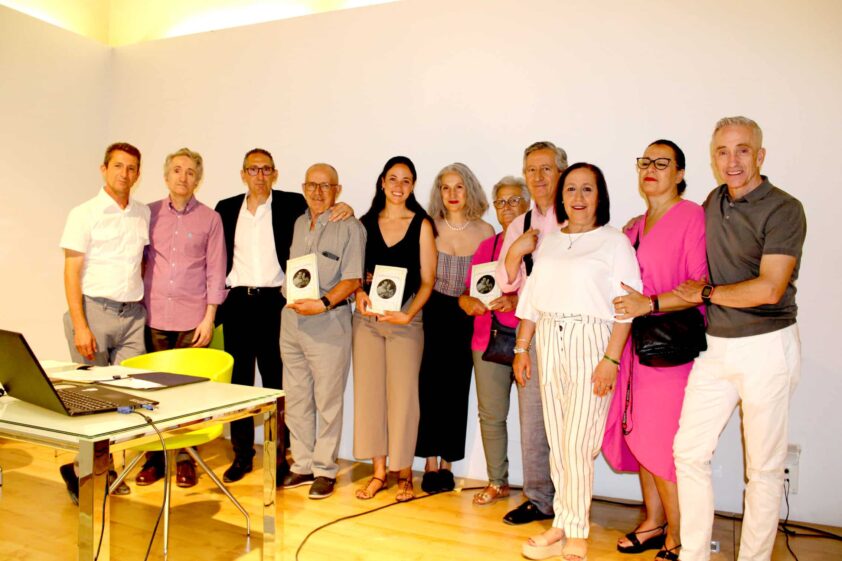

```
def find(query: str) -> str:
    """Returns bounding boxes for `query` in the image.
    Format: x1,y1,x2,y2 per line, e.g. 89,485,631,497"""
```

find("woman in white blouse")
513,163,642,561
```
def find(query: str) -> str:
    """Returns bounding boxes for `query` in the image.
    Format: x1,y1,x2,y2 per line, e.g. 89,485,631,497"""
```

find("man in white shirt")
59,142,150,502
494,141,567,525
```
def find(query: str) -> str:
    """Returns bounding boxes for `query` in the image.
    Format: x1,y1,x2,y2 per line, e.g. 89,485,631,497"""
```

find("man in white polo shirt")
58,142,150,503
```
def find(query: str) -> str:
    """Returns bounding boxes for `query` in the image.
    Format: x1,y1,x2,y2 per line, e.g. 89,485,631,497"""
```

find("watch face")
701,285,713,298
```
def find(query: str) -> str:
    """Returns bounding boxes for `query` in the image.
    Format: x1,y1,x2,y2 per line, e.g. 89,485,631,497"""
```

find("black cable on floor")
782,479,799,561
130,410,169,561
293,482,841,561
294,484,489,561
93,468,110,561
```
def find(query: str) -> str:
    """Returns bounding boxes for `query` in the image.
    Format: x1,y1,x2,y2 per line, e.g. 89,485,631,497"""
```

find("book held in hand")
470,261,501,305
287,253,320,303
368,265,407,314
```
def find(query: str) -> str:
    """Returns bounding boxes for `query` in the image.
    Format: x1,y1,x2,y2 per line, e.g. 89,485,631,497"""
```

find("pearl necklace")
444,217,470,231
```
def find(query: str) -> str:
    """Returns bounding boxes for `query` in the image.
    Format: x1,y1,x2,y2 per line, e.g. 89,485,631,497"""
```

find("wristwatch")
320,296,332,312
701,284,715,304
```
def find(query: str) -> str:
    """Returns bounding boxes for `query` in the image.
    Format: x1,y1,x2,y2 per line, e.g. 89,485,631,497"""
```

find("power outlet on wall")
784,443,801,494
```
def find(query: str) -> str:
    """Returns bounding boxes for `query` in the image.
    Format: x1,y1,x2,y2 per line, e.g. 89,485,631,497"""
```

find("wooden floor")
1,437,839,560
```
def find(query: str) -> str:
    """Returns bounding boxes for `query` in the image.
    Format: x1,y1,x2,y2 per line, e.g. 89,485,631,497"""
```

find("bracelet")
647,296,655,315
513,347,529,354
603,354,620,366
653,295,660,313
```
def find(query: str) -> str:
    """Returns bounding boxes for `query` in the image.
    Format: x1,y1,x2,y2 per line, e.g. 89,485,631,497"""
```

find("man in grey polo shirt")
674,116,806,561
279,163,365,499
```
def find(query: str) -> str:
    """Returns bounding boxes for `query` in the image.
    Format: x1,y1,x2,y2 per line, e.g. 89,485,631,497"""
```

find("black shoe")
421,470,441,493
617,523,667,554
308,476,336,499
282,471,315,489
438,469,455,491
503,500,554,525
59,463,79,505
223,457,253,483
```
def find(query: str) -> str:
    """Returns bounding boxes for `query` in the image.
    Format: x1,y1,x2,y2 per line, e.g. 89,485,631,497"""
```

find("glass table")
0,380,282,560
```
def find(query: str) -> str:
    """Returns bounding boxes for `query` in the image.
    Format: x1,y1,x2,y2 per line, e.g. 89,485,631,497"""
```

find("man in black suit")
215,148,351,483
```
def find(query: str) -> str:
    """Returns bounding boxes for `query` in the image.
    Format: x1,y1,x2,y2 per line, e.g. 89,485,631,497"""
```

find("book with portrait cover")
369,265,407,314
286,253,320,303
470,261,501,305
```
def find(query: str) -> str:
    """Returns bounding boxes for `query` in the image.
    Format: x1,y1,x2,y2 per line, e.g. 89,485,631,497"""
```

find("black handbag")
480,233,517,365
629,228,707,367
482,313,517,366
632,307,707,367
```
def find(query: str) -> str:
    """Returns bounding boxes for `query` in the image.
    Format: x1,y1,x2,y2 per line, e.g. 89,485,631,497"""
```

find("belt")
84,296,141,313
231,286,280,296
330,299,349,309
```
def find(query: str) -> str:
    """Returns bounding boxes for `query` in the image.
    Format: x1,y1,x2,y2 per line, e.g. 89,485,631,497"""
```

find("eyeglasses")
303,182,337,193
636,157,672,171
244,165,275,176
493,196,525,209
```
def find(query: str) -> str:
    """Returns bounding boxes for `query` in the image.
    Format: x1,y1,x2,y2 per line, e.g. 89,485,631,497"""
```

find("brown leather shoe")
176,460,197,488
135,464,163,486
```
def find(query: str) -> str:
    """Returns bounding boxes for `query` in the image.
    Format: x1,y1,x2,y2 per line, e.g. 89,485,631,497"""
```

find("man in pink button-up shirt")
494,141,568,526
137,147,227,487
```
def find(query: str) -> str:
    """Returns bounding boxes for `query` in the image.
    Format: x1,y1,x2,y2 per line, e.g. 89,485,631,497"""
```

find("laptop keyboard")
58,388,120,412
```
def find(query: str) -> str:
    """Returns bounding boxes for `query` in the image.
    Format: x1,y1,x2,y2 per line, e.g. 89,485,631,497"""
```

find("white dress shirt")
226,192,284,288
516,226,642,324
59,188,150,302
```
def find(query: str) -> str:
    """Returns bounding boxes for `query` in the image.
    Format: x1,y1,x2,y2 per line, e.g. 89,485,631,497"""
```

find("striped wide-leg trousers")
534,313,613,539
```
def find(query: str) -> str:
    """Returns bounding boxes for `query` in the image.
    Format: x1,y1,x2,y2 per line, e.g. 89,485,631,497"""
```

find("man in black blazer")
215,148,306,482
215,148,352,483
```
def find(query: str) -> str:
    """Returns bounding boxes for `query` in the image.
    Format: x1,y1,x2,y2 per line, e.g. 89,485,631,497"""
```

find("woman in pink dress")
603,139,707,561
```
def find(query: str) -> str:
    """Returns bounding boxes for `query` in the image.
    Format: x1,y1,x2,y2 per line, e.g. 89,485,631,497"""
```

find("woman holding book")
352,156,437,502
458,176,529,505
415,163,494,493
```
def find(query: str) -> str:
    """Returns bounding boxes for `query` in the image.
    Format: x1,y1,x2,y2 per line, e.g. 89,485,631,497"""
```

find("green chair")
208,323,225,350
114,348,247,556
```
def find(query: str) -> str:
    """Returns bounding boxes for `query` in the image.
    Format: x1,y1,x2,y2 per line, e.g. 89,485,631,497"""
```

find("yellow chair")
114,348,247,556
208,323,225,350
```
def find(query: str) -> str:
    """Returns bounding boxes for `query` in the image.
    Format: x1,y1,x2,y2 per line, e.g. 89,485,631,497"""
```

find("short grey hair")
713,116,763,148
492,175,529,203
164,147,204,183
523,141,568,172
428,162,489,221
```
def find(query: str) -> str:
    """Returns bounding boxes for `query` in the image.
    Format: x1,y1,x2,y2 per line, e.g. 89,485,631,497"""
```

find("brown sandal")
395,477,415,502
355,476,387,500
473,483,511,505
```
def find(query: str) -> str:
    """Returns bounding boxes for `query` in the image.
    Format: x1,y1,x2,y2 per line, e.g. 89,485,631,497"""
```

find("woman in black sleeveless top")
352,156,437,502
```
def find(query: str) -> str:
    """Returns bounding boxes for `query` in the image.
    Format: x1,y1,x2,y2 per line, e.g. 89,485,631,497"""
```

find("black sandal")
655,544,681,561
355,476,387,500
617,523,667,554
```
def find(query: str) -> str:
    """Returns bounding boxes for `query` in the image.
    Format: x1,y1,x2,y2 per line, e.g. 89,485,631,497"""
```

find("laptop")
0,329,157,416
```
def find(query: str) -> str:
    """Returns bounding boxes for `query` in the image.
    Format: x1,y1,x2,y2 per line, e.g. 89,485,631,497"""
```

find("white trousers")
674,324,800,561
535,313,613,539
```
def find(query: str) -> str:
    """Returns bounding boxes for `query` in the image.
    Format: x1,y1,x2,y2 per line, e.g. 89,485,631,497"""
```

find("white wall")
3,0,841,525
0,6,110,358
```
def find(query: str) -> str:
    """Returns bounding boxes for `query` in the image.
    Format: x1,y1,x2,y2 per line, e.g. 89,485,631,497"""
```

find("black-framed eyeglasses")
493,196,525,209
303,182,337,193
244,165,275,176
636,157,672,171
